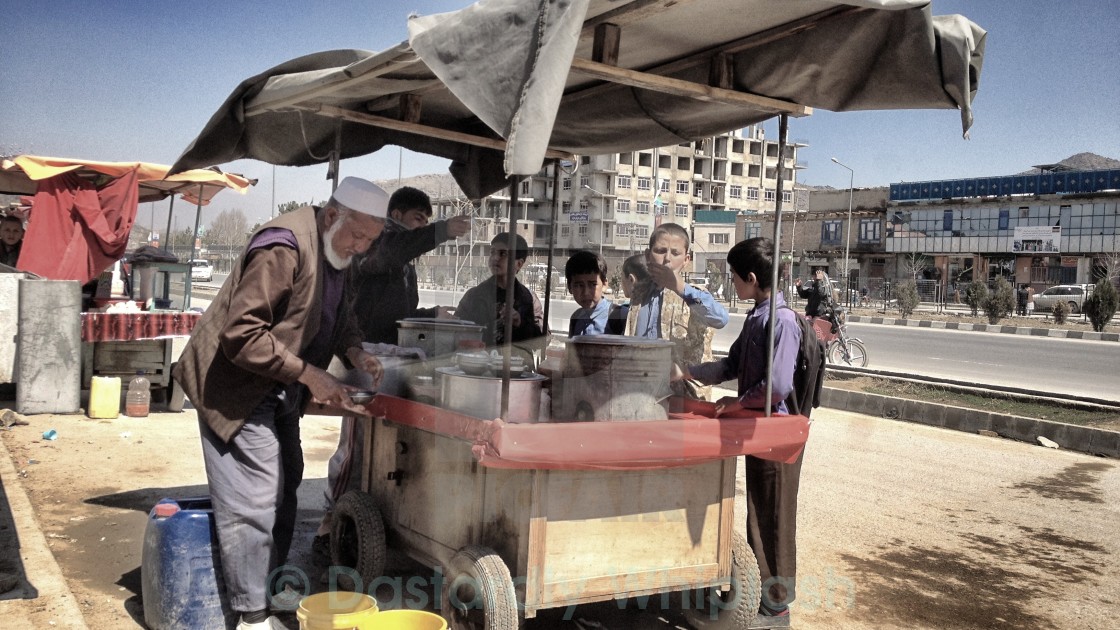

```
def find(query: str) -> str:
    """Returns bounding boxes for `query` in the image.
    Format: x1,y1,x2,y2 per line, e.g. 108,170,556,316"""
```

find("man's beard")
322,219,352,270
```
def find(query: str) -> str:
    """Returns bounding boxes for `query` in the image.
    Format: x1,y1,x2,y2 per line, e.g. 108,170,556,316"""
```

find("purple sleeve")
738,311,801,410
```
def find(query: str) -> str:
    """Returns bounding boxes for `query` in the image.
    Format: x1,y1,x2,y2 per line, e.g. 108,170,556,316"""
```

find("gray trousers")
200,383,305,613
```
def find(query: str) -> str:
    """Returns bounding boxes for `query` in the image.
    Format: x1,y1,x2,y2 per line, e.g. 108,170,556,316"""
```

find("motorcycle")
808,302,869,367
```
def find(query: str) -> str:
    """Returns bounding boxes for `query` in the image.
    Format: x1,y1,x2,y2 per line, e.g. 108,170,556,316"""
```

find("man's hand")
435,305,456,319
647,261,685,294
713,395,743,418
795,278,803,287
445,215,472,238
298,364,368,415
669,363,689,382
347,348,384,388
496,303,522,328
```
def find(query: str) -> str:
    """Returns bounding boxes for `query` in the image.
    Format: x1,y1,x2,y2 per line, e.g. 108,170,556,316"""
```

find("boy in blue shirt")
565,250,623,336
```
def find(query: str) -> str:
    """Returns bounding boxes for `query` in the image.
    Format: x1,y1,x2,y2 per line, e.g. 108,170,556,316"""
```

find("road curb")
845,314,1120,342
820,387,1120,458
0,431,91,628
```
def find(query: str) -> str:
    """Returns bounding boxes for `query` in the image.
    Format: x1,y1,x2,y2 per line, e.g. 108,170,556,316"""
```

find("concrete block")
930,321,946,329
1087,430,1120,458
0,275,23,383
16,280,81,414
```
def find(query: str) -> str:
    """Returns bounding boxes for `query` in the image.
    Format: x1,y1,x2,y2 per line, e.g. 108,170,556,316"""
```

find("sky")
2,1,1118,234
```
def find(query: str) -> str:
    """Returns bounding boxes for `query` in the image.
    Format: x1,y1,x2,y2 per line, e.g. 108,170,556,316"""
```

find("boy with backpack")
674,236,822,629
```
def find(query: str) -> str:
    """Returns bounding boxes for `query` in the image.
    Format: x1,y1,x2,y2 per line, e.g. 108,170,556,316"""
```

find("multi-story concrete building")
423,125,803,281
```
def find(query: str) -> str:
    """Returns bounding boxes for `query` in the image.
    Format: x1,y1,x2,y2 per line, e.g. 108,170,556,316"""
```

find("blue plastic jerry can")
141,497,236,629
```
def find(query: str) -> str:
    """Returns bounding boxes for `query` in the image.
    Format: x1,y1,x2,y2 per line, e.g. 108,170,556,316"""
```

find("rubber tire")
330,491,386,591
829,339,869,367
678,530,761,629
1068,301,1079,314
442,545,520,630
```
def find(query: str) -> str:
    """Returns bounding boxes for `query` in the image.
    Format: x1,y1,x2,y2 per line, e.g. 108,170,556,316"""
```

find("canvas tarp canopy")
170,0,985,199
1,155,255,283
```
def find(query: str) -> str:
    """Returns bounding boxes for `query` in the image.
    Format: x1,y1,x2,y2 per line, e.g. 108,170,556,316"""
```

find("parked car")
189,259,214,282
1032,284,1093,314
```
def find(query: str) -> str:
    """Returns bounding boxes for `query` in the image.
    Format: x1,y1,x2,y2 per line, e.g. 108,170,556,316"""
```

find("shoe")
749,609,791,629
312,533,331,565
236,615,287,630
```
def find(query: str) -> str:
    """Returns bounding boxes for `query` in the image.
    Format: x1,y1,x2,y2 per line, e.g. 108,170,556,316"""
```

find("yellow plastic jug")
296,592,379,630
371,610,447,630
88,376,122,419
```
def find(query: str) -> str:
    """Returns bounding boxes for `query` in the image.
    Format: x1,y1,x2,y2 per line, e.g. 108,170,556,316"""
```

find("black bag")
774,306,827,418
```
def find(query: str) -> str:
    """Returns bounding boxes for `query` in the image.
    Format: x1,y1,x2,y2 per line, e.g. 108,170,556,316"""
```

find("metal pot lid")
398,317,484,331
436,367,546,381
565,334,675,348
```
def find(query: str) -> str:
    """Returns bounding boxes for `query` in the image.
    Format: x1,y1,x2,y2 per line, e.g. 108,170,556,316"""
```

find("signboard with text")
1012,225,1060,254
569,211,589,224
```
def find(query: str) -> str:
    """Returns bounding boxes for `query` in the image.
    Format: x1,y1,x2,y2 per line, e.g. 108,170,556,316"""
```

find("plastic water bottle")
125,371,151,417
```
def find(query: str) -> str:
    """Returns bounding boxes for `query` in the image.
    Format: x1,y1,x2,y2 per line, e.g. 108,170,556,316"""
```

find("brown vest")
173,206,326,442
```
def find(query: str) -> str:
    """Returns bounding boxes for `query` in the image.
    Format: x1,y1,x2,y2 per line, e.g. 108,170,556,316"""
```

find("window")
619,152,633,165
580,175,589,189
562,178,571,191
636,201,650,214
729,185,742,199
764,189,776,202
637,177,652,191
694,182,703,198
578,224,588,236
562,201,571,214
782,190,792,203
560,225,570,237
677,180,690,193
615,224,630,236
998,209,1009,230
746,187,759,200
709,233,730,245
859,218,881,243
618,175,632,189
675,203,689,217
822,220,842,244
616,199,631,213
659,179,670,192
743,222,761,239
520,181,530,195
943,209,953,232
579,199,589,211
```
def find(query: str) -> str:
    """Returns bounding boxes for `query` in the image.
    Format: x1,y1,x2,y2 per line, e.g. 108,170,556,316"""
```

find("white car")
190,260,214,282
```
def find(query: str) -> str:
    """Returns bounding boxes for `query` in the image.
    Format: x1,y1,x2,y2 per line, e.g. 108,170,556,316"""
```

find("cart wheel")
442,545,520,630
331,491,386,591
677,530,760,629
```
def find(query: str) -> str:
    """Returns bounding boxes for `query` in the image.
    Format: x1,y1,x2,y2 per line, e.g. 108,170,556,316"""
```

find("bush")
964,281,988,317
1051,298,1070,324
894,280,920,318
1084,279,1119,332
982,277,1016,324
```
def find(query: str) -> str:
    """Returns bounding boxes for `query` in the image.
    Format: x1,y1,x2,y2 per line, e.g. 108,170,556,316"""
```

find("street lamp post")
831,157,855,295
582,184,608,255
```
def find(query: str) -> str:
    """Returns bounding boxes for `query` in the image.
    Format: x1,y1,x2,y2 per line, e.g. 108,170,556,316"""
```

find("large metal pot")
397,318,484,360
436,367,545,423
558,335,674,421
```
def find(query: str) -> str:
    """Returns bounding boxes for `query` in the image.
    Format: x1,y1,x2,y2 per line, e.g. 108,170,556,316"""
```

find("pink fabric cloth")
18,169,139,284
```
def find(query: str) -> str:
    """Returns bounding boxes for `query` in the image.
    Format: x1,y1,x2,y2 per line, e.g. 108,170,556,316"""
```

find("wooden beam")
580,0,707,37
294,103,577,160
709,52,733,90
568,57,811,116
592,23,621,66
399,94,422,124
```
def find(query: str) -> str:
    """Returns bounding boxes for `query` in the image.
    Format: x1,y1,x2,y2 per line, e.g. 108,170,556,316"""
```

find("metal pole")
163,196,175,252
831,157,855,293
271,164,276,219
187,183,205,310
765,114,790,419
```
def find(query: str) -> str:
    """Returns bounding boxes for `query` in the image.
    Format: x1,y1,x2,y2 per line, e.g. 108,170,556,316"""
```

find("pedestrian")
455,232,548,362
0,214,24,267
673,237,803,629
1016,283,1029,317
624,222,729,400
172,177,390,630
565,249,618,336
1026,285,1035,317
313,186,471,561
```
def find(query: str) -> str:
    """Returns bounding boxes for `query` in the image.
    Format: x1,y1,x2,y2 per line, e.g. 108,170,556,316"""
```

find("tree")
894,280,920,318
964,281,988,317
205,209,250,270
904,253,928,280
277,200,315,215
982,277,1015,324
1083,278,1118,332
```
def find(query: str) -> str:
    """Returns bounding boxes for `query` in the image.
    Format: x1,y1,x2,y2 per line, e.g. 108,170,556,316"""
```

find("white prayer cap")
331,177,389,218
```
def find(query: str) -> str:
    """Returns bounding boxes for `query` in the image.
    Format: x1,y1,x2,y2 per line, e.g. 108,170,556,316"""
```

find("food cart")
0,156,253,412
171,0,986,625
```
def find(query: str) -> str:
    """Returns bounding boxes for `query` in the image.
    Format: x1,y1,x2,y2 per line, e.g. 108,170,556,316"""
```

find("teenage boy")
625,222,728,399
675,237,804,630
455,233,547,357
313,186,470,562
565,249,623,336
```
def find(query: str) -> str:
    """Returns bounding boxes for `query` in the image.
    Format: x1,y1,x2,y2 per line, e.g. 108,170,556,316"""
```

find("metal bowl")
348,390,376,405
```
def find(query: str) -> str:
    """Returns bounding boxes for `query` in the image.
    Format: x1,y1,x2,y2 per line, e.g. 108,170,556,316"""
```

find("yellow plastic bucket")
88,376,121,419
371,610,447,630
296,592,379,630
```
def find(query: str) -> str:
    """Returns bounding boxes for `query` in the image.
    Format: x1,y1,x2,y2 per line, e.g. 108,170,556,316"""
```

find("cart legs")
442,545,521,630
675,530,761,629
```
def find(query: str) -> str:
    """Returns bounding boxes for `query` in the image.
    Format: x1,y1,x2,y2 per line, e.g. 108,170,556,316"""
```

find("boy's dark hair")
621,253,650,282
491,232,529,260
647,222,691,252
388,186,433,217
1,215,23,228
727,237,774,289
564,250,608,282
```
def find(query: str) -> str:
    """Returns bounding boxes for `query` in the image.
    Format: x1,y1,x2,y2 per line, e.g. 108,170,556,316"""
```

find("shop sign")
1012,225,1060,254
1061,256,1078,267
